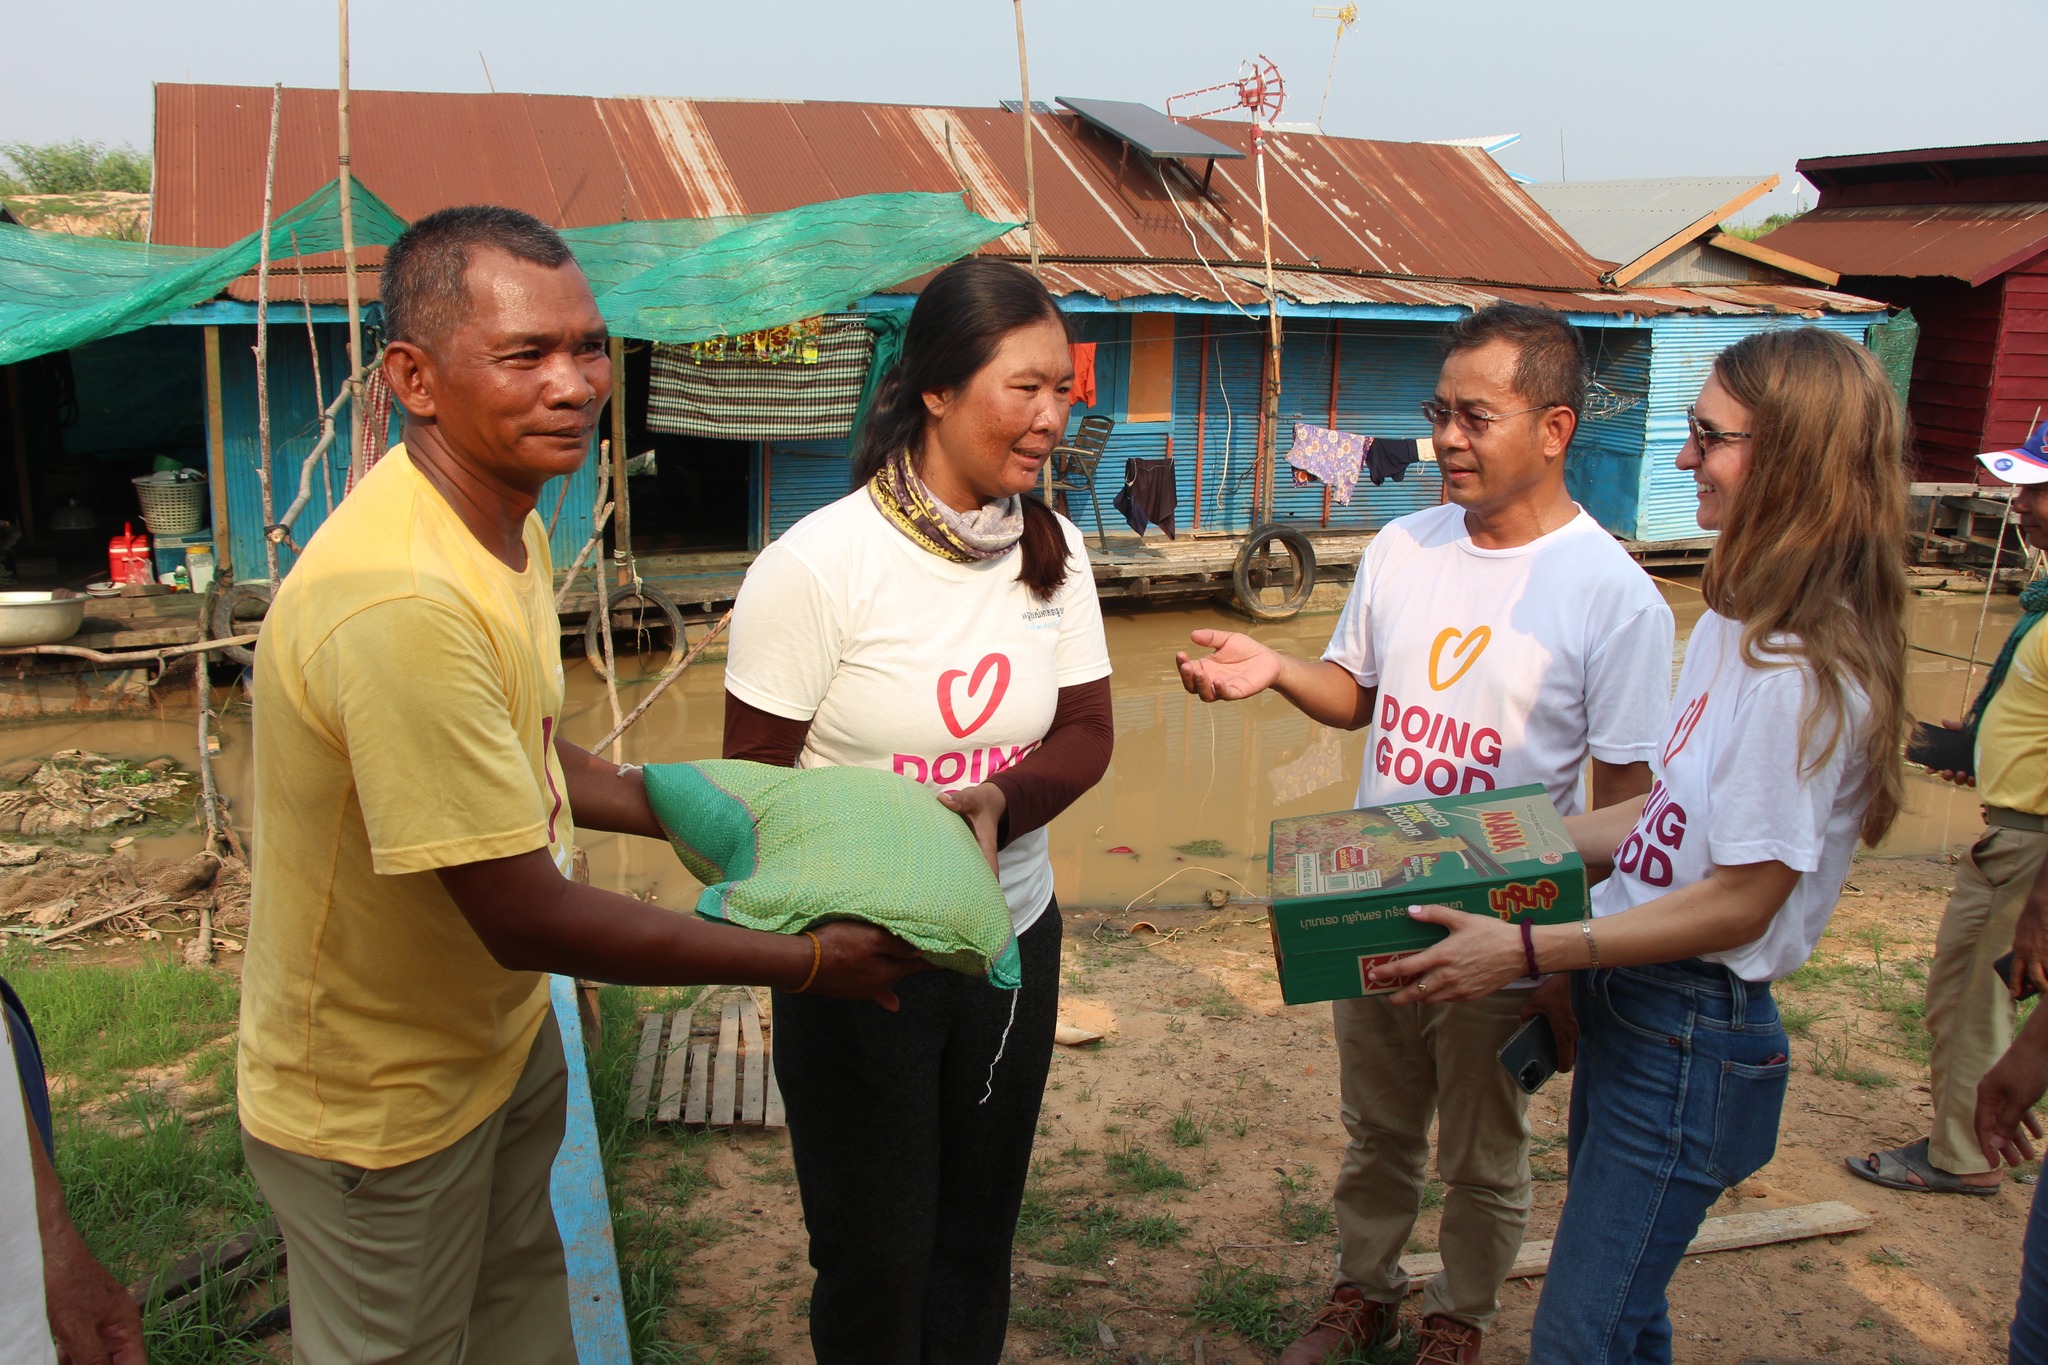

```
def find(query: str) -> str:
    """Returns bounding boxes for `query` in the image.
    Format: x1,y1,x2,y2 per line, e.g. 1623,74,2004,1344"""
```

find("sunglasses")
1686,405,1753,452
1419,400,1556,434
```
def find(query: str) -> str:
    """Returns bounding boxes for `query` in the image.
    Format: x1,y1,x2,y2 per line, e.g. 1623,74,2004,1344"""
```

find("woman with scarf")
1367,326,1909,1363
720,259,1113,1364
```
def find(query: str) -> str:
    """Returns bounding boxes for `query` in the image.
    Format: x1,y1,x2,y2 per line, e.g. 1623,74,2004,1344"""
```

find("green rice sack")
641,760,1021,989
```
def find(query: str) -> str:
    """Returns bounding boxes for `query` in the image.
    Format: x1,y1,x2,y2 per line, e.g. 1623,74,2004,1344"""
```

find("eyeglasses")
1686,405,1753,452
1419,400,1555,434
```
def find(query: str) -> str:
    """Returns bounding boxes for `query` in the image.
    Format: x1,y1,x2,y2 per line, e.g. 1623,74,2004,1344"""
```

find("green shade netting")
0,183,1011,366
0,177,408,367
642,759,1022,988
572,192,1013,343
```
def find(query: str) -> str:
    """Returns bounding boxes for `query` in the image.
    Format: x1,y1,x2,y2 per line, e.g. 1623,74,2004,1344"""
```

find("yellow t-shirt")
237,447,576,1168
1979,616,2048,815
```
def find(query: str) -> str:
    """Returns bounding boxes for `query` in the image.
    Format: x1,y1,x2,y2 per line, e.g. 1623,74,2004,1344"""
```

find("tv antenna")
1312,4,1358,130
1167,55,1286,126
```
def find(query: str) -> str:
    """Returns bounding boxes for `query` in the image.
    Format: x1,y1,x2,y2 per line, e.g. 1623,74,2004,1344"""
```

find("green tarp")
0,179,408,367
0,179,1013,367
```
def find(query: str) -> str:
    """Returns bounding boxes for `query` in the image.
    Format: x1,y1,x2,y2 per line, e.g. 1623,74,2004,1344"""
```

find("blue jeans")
1528,962,1791,1365
2015,1177,2048,1363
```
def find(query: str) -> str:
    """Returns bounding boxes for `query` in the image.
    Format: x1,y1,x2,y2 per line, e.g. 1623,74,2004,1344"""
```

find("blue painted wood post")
547,975,632,1364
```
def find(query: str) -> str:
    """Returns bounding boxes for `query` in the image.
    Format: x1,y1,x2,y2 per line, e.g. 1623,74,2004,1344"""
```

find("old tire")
209,581,272,667
1231,526,1317,621
584,584,686,682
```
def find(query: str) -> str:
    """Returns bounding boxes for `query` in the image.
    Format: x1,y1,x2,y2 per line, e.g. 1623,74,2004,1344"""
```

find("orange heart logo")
1427,626,1491,691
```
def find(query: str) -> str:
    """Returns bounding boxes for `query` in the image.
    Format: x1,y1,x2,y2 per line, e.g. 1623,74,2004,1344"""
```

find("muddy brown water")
0,578,2016,911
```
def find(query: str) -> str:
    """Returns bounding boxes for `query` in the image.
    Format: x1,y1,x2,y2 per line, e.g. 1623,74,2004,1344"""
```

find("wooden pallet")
624,991,783,1129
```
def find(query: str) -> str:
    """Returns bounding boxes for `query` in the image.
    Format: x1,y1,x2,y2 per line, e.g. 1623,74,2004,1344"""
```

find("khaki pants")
1927,825,2048,1174
242,1012,576,1365
1331,990,1531,1330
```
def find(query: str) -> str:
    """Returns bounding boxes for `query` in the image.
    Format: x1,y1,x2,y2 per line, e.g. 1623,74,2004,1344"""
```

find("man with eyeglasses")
1178,303,1673,1363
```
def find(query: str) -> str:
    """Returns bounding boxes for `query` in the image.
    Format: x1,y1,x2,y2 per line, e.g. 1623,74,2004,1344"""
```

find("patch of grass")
4,947,240,1101
1126,1211,1184,1247
1056,1312,1104,1358
1868,1247,1909,1268
1193,1260,1293,1350
1810,1032,1894,1089
1016,1187,1061,1249
1229,1112,1251,1138
1167,1101,1210,1148
1199,987,1244,1019
1106,1141,1189,1193
1011,1302,1063,1331
1173,839,1228,858
1419,1177,1447,1210
1778,1000,1833,1039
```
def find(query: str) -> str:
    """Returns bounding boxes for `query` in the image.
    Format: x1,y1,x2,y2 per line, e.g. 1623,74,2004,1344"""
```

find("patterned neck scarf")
868,449,1024,563
1967,574,2048,733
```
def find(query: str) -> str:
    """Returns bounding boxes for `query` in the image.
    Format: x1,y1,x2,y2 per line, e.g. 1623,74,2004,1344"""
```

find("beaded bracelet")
1520,919,1540,980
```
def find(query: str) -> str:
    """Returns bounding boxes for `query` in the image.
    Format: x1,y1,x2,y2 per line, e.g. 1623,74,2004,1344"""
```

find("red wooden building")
1759,141,2048,482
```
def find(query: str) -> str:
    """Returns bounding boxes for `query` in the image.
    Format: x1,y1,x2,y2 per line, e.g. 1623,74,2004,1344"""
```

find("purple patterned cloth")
1286,424,1369,505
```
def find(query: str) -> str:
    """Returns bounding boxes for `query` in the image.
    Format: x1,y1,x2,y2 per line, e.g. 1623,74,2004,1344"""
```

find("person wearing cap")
1848,419,2048,1197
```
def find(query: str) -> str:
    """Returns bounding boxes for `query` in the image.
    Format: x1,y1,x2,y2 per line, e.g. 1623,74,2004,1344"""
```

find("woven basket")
132,474,207,536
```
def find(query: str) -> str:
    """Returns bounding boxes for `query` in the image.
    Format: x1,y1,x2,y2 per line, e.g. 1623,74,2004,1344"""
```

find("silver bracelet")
1580,917,1602,970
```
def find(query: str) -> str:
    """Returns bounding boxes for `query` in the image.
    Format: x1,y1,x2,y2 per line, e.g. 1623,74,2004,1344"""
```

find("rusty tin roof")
1757,203,2048,286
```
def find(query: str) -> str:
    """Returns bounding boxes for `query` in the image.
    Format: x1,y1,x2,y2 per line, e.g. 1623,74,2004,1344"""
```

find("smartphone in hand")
1905,721,1974,778
1498,1014,1559,1094
1995,951,2042,1001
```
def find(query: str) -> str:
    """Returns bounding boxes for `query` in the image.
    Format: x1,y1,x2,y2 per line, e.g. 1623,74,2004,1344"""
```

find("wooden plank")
655,1005,695,1123
710,1001,740,1127
1397,1200,1869,1289
683,1043,711,1125
624,1012,663,1120
764,1053,786,1130
202,325,232,579
738,995,765,1125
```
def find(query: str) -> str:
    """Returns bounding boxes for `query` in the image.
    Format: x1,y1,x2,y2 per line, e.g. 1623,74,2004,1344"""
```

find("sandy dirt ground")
620,850,2037,1365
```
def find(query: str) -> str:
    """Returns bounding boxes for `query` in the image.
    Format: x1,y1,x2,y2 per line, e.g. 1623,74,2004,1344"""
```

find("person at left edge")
237,206,930,1365
722,258,1114,1365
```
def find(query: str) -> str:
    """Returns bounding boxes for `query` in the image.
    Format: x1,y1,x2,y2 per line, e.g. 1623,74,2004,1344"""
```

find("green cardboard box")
1266,783,1588,1006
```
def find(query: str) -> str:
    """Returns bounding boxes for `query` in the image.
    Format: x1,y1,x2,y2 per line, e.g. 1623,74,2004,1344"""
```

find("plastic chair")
1051,415,1115,550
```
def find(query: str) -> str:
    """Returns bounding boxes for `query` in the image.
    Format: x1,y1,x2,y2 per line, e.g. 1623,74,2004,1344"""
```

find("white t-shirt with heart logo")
725,489,1113,933
1322,501,1674,816
1590,609,1872,981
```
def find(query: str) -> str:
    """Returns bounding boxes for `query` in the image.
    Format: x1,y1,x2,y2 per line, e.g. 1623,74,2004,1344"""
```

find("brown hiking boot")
1279,1285,1400,1364
1413,1313,1483,1364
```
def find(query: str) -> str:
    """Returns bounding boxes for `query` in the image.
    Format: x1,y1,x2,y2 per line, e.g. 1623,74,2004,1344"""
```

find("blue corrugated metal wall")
1321,322,1445,527
1566,328,1653,539
1636,313,1876,542
765,438,855,541
214,322,597,578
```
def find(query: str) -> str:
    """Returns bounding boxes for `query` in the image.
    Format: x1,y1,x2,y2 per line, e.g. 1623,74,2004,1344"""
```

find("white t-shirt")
725,490,1113,934
1,1011,57,1365
1322,502,1674,816
1592,610,1871,982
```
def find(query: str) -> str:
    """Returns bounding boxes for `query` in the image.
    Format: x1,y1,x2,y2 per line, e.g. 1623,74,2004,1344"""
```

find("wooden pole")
609,337,630,585
202,327,232,579
255,83,282,582
1011,0,1041,278
1253,125,1283,529
337,0,366,483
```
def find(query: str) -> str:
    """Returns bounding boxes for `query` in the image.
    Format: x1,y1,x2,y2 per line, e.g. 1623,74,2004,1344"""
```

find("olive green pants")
1927,825,2048,1174
241,1012,575,1365
1331,990,1532,1330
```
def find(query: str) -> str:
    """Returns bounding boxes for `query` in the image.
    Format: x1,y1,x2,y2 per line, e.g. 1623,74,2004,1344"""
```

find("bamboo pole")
202,327,232,578
595,609,732,752
588,449,624,761
609,338,631,585
337,0,366,483
254,83,283,582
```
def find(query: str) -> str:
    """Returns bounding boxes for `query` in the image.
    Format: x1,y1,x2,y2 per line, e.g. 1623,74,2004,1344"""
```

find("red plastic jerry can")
109,523,153,587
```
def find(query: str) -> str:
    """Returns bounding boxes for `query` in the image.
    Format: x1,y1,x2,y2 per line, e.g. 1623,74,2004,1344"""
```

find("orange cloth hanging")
1069,343,1097,408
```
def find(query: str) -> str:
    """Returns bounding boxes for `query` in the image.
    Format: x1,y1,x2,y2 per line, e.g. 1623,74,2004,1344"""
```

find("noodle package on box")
1266,784,1588,1005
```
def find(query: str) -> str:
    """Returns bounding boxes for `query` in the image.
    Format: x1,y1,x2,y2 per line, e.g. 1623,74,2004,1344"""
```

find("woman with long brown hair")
1370,326,1908,1363
720,258,1114,1363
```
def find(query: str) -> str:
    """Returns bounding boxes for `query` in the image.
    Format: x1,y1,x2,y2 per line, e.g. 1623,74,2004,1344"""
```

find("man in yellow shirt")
238,205,925,1365
1849,423,2048,1197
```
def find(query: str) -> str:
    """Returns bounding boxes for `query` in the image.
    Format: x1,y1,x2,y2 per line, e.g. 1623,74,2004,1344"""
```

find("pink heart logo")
937,653,1011,739
1662,691,1709,765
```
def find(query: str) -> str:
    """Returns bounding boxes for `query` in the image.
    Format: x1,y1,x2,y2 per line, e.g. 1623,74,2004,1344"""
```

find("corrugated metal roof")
1756,204,2048,286
154,83,1876,319
1524,176,1773,269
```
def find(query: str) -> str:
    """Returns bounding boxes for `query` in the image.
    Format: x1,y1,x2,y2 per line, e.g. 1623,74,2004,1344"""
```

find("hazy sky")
5,0,2044,221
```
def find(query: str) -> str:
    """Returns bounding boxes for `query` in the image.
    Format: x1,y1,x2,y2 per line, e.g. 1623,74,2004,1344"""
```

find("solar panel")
1055,97,1245,161
999,100,1054,115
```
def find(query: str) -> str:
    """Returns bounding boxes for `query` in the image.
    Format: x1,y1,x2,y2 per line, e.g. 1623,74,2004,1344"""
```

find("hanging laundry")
1112,458,1178,540
1365,437,1421,486
1286,423,1368,505
1069,343,1098,408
